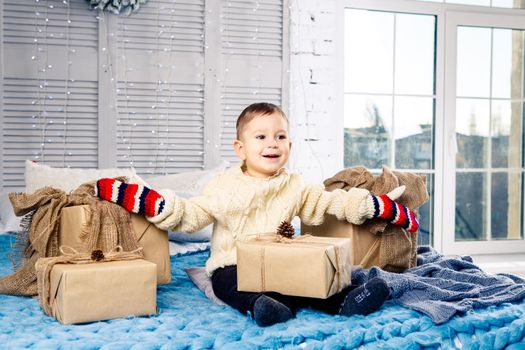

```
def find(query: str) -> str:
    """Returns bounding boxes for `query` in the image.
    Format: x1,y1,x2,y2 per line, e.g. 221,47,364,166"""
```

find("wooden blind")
0,0,289,191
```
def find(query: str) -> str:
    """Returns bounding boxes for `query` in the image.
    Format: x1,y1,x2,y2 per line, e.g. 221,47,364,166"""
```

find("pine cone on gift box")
277,221,295,239
91,250,105,261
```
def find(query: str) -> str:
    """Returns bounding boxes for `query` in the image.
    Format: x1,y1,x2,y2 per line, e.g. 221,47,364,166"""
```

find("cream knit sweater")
148,164,373,275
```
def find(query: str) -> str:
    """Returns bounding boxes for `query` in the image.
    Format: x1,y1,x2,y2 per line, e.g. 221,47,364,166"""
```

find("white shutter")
1,0,99,190
219,0,287,163
0,0,289,191
114,0,206,176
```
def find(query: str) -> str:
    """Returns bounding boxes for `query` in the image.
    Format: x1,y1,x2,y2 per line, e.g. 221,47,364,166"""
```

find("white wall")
288,0,343,184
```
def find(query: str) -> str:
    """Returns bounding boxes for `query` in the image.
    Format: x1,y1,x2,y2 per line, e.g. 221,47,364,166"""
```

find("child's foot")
253,295,293,327
339,278,390,317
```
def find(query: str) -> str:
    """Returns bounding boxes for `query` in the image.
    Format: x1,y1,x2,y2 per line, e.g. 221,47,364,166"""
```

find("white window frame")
443,10,525,255
340,0,525,254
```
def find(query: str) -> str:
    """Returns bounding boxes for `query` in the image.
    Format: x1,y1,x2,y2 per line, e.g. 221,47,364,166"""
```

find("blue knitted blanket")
0,235,524,349
352,247,525,324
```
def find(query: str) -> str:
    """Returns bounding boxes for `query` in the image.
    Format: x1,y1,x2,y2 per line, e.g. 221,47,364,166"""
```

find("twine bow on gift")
36,245,145,319
57,245,144,264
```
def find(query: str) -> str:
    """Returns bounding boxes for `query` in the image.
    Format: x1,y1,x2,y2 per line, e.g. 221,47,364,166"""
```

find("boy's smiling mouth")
263,154,280,158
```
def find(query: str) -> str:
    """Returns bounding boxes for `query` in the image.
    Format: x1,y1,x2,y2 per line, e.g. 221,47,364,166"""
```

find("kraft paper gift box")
302,215,380,269
237,235,352,299
37,259,157,325
59,205,171,284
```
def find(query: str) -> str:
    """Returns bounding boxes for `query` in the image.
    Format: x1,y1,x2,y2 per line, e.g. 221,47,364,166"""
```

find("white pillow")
146,161,229,194
146,161,229,243
0,191,22,233
25,160,148,193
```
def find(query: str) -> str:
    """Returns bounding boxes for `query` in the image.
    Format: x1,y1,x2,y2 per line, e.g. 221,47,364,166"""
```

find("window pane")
491,172,523,240
455,172,487,241
492,0,525,8
491,100,523,168
344,94,392,168
394,96,433,169
456,98,490,168
395,14,436,95
417,173,433,246
457,26,491,98
492,29,514,99
344,9,394,93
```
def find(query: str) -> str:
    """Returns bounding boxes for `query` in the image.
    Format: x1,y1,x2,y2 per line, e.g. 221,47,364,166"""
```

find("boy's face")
233,112,292,178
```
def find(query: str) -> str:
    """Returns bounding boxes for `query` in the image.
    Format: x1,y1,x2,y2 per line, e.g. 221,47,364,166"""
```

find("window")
343,0,525,254
343,7,436,246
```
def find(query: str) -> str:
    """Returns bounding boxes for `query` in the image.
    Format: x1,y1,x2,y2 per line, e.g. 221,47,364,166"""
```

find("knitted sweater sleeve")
299,184,372,226
146,183,217,233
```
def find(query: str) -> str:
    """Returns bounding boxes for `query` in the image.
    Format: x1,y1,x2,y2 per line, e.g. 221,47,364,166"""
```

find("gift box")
37,259,157,325
237,235,352,299
59,205,171,284
302,215,381,269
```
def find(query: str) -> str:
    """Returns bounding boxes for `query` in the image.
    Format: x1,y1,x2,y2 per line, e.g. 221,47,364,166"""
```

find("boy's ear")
233,139,246,160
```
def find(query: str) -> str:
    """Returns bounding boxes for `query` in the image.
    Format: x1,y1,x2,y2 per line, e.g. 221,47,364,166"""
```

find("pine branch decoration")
277,221,295,239
87,0,148,16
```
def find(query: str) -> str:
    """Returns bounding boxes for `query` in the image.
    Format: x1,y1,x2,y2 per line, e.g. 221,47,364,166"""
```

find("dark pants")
211,265,356,316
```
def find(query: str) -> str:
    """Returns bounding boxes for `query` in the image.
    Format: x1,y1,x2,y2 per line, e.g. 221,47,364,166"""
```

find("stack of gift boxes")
37,205,171,325
39,207,404,324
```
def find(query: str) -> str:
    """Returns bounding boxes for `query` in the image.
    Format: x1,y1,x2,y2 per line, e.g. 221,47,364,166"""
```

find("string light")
151,2,162,175
120,18,135,167
37,0,51,162
158,3,180,175
25,0,288,177
29,0,77,166
62,0,71,167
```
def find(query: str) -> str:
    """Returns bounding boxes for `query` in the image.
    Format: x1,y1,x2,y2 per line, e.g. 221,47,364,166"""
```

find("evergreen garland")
87,0,148,16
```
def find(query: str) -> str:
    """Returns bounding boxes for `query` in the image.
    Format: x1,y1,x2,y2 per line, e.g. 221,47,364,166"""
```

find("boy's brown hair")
236,102,288,140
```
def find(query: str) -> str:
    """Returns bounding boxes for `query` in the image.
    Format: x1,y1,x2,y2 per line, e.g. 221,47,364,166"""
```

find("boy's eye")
278,135,287,140
256,135,265,140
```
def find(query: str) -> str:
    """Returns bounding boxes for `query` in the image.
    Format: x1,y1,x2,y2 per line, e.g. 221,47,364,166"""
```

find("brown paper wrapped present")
36,247,157,325
302,216,380,269
303,166,429,272
59,205,171,284
237,235,352,299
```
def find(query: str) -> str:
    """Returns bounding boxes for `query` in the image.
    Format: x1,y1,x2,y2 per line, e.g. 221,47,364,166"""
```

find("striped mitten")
96,178,165,217
369,192,419,233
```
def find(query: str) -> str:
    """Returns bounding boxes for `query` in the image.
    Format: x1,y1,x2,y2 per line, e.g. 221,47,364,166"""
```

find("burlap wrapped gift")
302,166,429,272
36,247,157,325
237,235,352,299
59,205,171,284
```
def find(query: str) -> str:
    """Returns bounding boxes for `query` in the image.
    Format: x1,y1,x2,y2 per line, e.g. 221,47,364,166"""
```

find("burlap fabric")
323,166,429,272
0,178,141,296
35,246,144,319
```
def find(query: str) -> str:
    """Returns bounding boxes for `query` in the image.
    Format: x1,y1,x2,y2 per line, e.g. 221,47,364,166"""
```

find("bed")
0,233,524,349
1,162,525,348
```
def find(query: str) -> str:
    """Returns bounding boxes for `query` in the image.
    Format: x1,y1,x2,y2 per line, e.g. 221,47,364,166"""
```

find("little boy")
96,102,418,326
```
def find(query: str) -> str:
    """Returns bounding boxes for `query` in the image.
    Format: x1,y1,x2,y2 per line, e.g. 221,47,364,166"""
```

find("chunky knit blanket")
0,234,524,349
352,246,525,324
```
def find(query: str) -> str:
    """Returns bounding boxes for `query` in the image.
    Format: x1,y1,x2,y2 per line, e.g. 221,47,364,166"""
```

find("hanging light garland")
62,0,72,167
29,0,76,167
86,0,148,16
